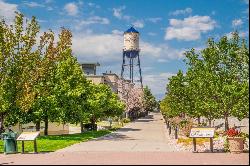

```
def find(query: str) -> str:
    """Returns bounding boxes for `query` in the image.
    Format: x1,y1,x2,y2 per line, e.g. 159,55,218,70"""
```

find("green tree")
0,12,40,132
53,48,90,126
29,28,87,135
86,84,125,130
203,32,249,130
184,48,221,126
143,86,158,113
161,32,249,130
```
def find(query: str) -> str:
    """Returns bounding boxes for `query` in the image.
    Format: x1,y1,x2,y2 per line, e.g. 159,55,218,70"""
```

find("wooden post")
210,138,213,152
169,125,171,135
175,126,178,139
21,141,24,154
34,139,38,153
193,138,197,152
167,121,169,128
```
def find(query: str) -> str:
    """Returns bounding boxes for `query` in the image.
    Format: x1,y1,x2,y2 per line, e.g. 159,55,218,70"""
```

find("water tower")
121,27,143,88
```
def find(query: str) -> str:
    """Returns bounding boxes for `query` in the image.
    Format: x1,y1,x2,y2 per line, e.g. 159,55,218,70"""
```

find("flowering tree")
118,80,144,119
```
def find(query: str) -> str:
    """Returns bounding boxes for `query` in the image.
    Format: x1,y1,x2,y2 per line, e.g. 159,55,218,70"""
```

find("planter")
227,137,244,153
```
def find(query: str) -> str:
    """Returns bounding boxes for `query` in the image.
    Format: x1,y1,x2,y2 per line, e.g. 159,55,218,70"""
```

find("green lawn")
0,130,112,153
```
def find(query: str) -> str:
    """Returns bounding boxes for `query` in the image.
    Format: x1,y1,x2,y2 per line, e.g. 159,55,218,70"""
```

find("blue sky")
0,0,249,99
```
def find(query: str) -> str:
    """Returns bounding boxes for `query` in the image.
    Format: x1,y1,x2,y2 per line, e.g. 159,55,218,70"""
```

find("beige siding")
10,122,69,135
86,76,105,84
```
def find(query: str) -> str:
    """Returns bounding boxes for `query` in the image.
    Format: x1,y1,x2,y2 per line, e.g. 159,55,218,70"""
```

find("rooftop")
124,26,139,34
81,62,100,66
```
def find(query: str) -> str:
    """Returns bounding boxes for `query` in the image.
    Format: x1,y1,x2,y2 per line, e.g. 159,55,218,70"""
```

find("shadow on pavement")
0,162,14,165
135,119,154,122
94,132,138,141
118,128,141,132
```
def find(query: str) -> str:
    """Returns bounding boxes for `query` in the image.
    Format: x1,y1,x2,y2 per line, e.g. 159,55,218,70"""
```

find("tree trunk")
167,121,169,128
225,114,229,131
91,116,96,131
208,119,212,127
35,121,40,131
169,125,171,135
0,114,4,133
175,126,178,139
44,116,49,136
197,116,201,125
80,122,84,133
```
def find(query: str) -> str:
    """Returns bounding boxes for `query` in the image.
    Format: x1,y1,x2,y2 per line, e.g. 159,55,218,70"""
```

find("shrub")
179,118,195,137
122,118,131,123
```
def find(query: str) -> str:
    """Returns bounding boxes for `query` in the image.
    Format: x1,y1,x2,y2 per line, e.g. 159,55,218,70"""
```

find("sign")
17,131,40,141
189,127,215,138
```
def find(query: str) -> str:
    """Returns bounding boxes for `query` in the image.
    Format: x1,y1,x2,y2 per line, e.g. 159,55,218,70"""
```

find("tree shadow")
135,119,154,122
38,130,110,141
195,149,226,153
118,128,141,132
94,132,138,141
0,162,14,165
144,115,154,119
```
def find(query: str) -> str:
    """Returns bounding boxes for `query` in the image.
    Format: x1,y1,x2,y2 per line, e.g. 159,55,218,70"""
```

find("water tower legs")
121,52,143,88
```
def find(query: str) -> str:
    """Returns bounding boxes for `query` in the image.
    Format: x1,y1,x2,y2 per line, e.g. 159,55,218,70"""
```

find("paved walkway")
0,112,249,165
57,112,175,152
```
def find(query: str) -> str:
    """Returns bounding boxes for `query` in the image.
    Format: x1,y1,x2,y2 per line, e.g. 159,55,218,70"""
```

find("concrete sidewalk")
0,112,249,165
57,112,175,152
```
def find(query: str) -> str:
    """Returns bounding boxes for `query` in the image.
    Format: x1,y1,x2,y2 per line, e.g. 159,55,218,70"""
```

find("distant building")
81,62,100,75
81,63,120,94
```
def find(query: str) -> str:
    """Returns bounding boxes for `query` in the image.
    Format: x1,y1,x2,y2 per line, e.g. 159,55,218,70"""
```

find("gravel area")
166,126,249,153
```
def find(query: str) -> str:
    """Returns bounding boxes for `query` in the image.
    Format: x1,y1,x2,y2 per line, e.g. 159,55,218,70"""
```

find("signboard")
17,131,40,141
189,127,215,138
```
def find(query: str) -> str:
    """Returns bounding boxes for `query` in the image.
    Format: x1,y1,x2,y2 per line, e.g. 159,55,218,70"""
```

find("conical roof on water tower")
124,26,139,34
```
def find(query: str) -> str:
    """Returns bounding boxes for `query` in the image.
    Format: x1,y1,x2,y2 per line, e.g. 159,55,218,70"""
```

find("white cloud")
23,1,45,8
112,6,131,21
132,20,144,28
72,32,122,63
88,2,100,8
113,6,126,19
79,16,109,26
72,30,185,65
148,32,157,36
157,59,168,63
140,42,186,60
0,0,18,24
64,2,78,16
37,19,47,23
112,29,124,35
47,6,53,11
45,0,53,3
146,17,162,23
232,19,243,27
170,7,192,16
226,31,249,39
165,15,216,41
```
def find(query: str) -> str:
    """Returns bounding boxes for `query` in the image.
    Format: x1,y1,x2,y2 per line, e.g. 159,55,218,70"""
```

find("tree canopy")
160,32,249,130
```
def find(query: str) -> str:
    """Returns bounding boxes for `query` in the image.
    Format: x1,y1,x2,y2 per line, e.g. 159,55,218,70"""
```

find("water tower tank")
123,27,139,58
121,26,143,88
